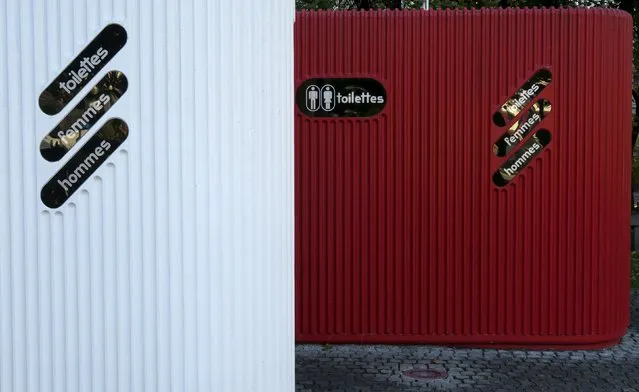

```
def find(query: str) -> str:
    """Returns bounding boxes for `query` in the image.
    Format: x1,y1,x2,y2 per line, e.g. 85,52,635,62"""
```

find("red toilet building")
295,8,632,349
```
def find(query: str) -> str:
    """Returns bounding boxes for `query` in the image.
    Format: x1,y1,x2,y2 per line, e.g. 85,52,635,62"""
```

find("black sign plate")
40,71,128,162
41,118,129,209
38,24,127,115
296,78,386,118
493,129,552,187
493,99,551,157
493,69,551,127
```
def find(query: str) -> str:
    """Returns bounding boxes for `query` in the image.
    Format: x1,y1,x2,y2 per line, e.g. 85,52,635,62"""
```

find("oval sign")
38,23,128,116
492,98,551,157
41,118,129,209
492,68,552,127
40,70,128,162
296,78,386,118
493,129,552,187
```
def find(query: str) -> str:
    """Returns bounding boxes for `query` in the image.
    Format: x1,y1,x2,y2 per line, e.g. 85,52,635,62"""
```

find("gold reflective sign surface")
40,71,128,162
493,99,551,157
493,129,552,187
41,118,130,209
493,69,551,127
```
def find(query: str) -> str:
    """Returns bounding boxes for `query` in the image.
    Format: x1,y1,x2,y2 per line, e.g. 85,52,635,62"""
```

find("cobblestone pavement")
296,290,639,392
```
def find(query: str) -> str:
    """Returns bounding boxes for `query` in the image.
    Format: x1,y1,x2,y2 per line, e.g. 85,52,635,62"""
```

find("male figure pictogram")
307,86,319,111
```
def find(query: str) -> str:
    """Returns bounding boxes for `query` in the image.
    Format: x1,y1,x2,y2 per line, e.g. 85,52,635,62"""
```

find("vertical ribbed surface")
0,1,294,391
295,9,632,347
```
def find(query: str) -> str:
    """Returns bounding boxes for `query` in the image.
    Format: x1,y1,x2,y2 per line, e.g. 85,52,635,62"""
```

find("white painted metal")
0,0,295,391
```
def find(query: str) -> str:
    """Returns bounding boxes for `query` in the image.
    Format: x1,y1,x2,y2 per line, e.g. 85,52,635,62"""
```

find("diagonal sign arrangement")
38,24,130,209
492,68,553,187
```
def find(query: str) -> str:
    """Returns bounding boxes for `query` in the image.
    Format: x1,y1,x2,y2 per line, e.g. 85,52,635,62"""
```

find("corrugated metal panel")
0,1,294,391
295,9,632,348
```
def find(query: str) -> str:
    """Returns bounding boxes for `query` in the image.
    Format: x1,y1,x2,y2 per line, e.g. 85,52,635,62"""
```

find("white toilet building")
0,1,294,391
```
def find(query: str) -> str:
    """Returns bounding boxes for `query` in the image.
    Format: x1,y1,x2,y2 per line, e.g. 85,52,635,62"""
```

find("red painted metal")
295,9,633,348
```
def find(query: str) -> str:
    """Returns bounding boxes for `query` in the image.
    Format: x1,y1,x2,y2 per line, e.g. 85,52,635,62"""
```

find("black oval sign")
493,68,552,127
38,24,127,116
492,99,551,157
296,78,386,118
40,71,128,162
41,118,129,209
493,129,552,187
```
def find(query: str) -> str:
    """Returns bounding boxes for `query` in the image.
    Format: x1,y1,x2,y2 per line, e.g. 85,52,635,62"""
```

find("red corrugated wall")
294,8,633,348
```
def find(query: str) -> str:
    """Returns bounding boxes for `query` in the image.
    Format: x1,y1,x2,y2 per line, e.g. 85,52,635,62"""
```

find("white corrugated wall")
0,0,295,391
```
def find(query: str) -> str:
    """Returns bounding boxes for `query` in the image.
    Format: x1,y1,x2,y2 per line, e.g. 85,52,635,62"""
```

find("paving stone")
295,289,639,392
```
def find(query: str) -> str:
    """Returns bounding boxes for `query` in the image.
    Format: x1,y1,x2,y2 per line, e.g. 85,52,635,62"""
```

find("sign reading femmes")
296,78,386,117
492,99,551,157
38,24,127,115
41,118,129,209
40,71,128,162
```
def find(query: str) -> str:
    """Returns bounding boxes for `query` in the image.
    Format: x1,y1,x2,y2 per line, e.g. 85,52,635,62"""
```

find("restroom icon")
320,85,336,111
305,85,320,112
